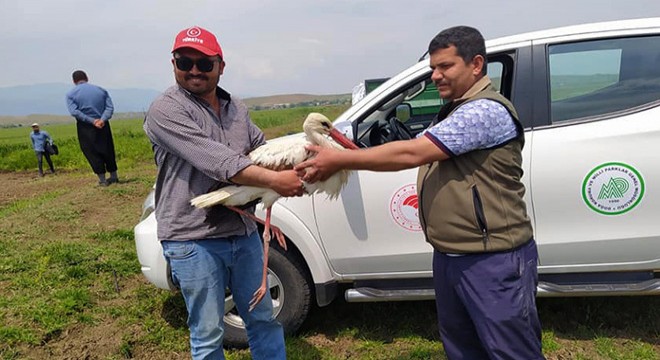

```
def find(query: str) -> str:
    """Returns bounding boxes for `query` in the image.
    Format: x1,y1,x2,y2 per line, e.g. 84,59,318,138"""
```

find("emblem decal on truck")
389,184,422,231
582,162,645,215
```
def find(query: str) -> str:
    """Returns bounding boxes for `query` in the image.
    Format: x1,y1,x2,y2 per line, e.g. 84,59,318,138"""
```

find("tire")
223,245,312,348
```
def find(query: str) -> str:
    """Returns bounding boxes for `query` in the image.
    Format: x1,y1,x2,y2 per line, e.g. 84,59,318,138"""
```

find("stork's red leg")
224,206,286,311
249,206,272,312
226,206,287,250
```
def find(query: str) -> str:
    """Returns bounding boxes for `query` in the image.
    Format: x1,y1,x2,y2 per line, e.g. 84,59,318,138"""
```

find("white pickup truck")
135,17,660,348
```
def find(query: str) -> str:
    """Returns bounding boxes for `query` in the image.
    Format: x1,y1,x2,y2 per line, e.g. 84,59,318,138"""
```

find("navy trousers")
433,239,545,360
76,120,117,175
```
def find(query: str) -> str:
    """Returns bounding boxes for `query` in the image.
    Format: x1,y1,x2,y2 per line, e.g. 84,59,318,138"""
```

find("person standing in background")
65,70,119,186
30,123,55,177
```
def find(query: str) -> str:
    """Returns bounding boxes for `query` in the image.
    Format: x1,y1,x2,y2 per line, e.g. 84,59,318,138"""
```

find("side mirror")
395,104,412,122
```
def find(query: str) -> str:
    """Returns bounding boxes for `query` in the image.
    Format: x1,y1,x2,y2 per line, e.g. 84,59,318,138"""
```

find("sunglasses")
174,56,219,72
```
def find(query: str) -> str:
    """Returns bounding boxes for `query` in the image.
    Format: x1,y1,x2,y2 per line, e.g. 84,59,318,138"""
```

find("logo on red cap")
172,26,223,57
187,27,202,37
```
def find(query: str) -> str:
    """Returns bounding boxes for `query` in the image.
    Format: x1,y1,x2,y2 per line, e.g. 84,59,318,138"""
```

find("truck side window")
401,79,443,134
401,59,508,135
549,35,660,123
354,55,513,144
488,61,504,94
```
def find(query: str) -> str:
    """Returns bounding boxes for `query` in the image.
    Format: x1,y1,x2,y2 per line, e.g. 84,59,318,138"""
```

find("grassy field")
0,105,348,172
0,105,659,359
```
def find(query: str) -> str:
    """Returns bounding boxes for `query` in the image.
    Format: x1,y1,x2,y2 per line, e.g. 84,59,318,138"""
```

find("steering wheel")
366,118,414,146
387,117,413,141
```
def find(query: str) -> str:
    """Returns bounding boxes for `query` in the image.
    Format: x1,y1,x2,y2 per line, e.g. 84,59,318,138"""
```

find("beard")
185,73,208,82
179,73,217,96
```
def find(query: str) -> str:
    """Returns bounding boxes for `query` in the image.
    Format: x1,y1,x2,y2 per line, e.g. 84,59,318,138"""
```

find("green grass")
0,190,63,218
0,105,350,172
0,105,352,359
0,121,152,172
0,104,658,359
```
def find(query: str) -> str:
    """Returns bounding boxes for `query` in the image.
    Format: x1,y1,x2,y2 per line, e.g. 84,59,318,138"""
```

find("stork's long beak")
329,128,359,150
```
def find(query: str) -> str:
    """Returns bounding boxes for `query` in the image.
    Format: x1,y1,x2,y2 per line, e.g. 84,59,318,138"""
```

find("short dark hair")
72,70,88,83
428,26,487,75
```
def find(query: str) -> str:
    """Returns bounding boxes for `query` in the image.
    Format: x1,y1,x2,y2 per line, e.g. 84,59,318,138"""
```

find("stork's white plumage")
192,113,354,209
191,112,358,310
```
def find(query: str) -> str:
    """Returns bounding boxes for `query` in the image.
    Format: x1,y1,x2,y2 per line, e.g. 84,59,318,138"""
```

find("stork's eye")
322,122,330,128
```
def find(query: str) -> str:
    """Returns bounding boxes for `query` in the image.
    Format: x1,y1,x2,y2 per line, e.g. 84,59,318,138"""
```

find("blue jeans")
162,232,286,360
35,151,55,174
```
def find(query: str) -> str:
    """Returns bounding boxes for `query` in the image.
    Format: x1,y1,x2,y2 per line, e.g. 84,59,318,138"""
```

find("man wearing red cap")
144,26,299,359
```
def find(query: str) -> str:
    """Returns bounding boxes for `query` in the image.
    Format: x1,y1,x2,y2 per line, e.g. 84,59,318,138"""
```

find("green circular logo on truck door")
582,162,645,215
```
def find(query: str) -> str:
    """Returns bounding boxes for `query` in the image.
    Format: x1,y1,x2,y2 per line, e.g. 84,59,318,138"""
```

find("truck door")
314,55,520,277
529,34,660,272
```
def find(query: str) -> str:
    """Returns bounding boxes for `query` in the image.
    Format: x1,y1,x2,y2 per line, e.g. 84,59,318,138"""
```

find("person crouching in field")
30,123,55,177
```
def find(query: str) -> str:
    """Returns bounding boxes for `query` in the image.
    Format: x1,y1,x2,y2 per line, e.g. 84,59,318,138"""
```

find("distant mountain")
0,84,351,117
0,83,162,116
0,84,352,127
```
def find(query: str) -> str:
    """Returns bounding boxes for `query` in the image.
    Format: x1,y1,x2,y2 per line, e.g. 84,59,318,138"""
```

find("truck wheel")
223,246,312,348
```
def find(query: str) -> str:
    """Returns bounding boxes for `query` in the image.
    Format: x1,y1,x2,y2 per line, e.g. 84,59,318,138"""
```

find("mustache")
185,74,209,81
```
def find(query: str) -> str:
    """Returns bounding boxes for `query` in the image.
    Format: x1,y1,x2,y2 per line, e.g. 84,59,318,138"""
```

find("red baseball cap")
172,26,223,57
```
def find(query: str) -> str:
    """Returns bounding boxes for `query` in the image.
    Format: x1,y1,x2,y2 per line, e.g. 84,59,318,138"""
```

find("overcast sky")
1,0,659,97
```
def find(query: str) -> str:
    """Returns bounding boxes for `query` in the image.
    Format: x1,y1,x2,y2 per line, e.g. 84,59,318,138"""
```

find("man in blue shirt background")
66,70,119,186
30,123,55,177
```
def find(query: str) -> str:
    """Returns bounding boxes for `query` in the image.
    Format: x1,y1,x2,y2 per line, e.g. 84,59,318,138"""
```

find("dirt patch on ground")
22,322,133,359
0,169,150,237
0,170,76,206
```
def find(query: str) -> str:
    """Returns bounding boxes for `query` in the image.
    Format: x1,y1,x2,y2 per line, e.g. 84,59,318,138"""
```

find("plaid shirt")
144,85,265,241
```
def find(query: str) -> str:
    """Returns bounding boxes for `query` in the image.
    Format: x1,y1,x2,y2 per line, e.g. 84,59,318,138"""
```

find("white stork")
191,112,358,310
